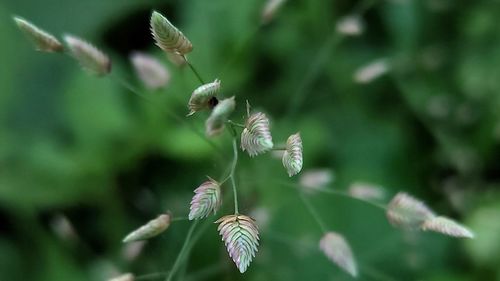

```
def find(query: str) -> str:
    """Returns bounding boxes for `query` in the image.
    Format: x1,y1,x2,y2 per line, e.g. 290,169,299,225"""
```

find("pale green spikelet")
108,273,134,281
386,192,436,229
150,11,193,55
188,79,221,116
122,214,171,243
189,177,222,220
130,52,170,90
422,216,474,238
241,112,274,157
13,16,63,52
205,96,236,137
319,232,358,277
216,214,260,273
64,35,111,76
282,133,303,176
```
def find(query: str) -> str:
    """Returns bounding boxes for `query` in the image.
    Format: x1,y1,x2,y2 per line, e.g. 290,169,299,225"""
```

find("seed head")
319,232,358,277
189,177,222,220
216,214,259,273
422,216,474,238
150,11,193,55
386,192,435,229
13,16,63,52
241,112,274,157
130,52,170,90
205,96,235,137
188,79,221,116
122,214,171,243
64,35,111,76
282,133,303,176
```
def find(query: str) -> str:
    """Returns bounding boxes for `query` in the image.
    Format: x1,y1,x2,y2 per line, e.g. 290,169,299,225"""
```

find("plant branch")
229,134,240,214
183,55,205,84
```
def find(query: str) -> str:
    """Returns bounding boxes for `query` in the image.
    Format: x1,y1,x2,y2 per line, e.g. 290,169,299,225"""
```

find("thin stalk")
164,220,199,281
316,188,387,211
229,136,240,214
136,272,169,280
171,216,189,222
298,192,328,233
183,55,205,84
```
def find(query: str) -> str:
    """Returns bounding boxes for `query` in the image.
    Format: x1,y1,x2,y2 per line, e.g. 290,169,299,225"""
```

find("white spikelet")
241,112,274,157
205,96,235,137
386,192,436,229
64,35,111,76
354,58,389,84
282,133,303,176
261,0,287,24
130,52,170,90
299,169,333,191
122,214,171,243
336,15,364,36
189,177,222,220
108,273,134,281
13,16,63,52
216,214,259,273
188,79,221,116
422,216,474,238
348,182,385,200
319,232,358,277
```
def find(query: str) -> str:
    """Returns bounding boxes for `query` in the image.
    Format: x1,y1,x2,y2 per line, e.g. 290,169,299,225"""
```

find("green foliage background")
1,0,500,280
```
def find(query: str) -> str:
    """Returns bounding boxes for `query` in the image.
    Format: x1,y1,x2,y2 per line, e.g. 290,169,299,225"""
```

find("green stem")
183,55,205,84
136,272,169,280
298,192,328,233
164,220,199,281
229,136,240,214
316,187,387,211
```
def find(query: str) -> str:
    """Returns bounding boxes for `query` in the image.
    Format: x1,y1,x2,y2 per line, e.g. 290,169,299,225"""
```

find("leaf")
422,216,474,238
189,177,222,220
241,112,274,157
319,232,358,277
216,214,259,273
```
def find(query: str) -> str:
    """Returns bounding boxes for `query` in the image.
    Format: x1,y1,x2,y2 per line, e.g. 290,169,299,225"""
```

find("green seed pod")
122,214,171,243
13,16,63,52
150,11,193,55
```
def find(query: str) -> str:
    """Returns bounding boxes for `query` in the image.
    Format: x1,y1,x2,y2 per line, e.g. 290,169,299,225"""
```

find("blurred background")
1,0,500,280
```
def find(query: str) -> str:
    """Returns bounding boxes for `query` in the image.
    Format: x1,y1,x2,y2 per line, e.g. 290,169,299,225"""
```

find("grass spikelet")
282,133,303,176
205,96,236,137
150,11,193,55
130,52,170,90
353,58,389,84
64,35,111,76
348,182,385,200
108,273,134,281
241,112,274,157
422,216,475,238
13,16,63,52
387,192,436,229
188,79,221,116
336,15,364,36
189,177,222,220
319,232,358,277
167,52,187,67
299,169,333,191
122,214,171,243
216,214,259,273
261,0,287,24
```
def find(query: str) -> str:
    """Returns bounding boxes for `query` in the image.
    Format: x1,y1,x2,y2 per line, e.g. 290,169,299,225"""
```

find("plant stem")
136,272,169,280
164,220,199,281
183,55,205,84
316,187,387,211
298,192,328,233
229,136,240,214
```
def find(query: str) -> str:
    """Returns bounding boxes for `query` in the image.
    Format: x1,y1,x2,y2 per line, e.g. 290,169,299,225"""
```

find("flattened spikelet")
336,15,364,36
122,214,171,243
386,192,435,229
241,112,273,157
205,96,236,137
14,16,63,52
422,216,474,238
282,133,303,176
319,232,358,277
189,177,222,220
216,214,259,273
130,52,170,90
150,11,192,55
64,35,111,76
354,58,389,84
348,182,385,200
188,79,221,116
261,0,287,24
